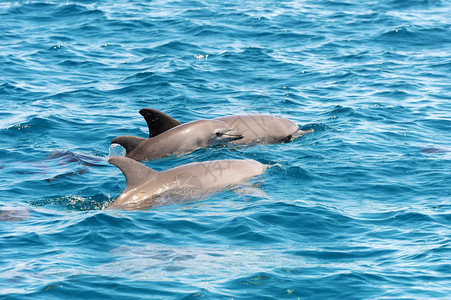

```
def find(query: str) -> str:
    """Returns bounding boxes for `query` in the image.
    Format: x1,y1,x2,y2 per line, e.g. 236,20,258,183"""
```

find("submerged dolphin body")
107,156,267,210
111,119,242,161
139,108,313,144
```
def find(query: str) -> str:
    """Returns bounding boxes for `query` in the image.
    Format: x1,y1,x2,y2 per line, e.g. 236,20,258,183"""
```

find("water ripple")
1,0,450,298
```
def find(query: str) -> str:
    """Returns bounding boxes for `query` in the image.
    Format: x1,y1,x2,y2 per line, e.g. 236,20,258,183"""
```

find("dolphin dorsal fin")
108,157,157,192
139,108,182,138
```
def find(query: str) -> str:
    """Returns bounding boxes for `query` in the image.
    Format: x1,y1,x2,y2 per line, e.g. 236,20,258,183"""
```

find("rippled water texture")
1,0,450,298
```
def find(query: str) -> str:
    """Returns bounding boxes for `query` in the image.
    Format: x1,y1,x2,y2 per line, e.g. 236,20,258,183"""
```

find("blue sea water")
1,0,450,298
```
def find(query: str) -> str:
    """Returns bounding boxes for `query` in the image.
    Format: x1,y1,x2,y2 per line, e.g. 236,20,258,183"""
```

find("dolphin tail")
109,156,157,192
139,108,182,138
111,135,146,156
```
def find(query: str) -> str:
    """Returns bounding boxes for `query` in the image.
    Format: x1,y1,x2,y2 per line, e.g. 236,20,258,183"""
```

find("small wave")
219,47,274,63
323,105,360,119
289,248,397,260
51,4,105,19
152,40,202,54
0,82,31,96
374,26,451,48
384,0,445,9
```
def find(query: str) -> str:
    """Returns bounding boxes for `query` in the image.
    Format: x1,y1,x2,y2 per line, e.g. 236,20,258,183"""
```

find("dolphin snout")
223,129,243,141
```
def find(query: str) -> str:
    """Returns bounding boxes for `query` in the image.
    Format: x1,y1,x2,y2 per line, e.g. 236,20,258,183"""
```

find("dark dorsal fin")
108,156,157,192
139,108,182,138
111,136,146,156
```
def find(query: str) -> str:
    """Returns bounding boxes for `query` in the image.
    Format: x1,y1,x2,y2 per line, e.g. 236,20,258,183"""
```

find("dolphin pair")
108,109,311,210
112,108,313,161
107,156,267,210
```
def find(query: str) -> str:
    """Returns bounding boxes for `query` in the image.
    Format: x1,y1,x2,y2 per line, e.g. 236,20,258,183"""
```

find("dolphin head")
193,120,243,146
210,120,243,145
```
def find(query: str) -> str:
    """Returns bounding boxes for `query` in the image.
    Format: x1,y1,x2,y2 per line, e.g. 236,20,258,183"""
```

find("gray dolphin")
111,119,243,161
139,108,313,144
107,156,267,210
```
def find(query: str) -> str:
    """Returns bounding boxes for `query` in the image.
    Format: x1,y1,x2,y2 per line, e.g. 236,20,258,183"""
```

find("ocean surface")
1,0,450,298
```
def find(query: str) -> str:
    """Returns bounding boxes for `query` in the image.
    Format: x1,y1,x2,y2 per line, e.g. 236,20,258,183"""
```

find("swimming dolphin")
107,156,267,210
111,119,243,161
139,108,313,144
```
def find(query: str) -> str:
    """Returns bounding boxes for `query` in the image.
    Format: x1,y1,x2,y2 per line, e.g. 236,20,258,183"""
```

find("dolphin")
107,156,267,210
111,119,243,161
139,108,313,144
